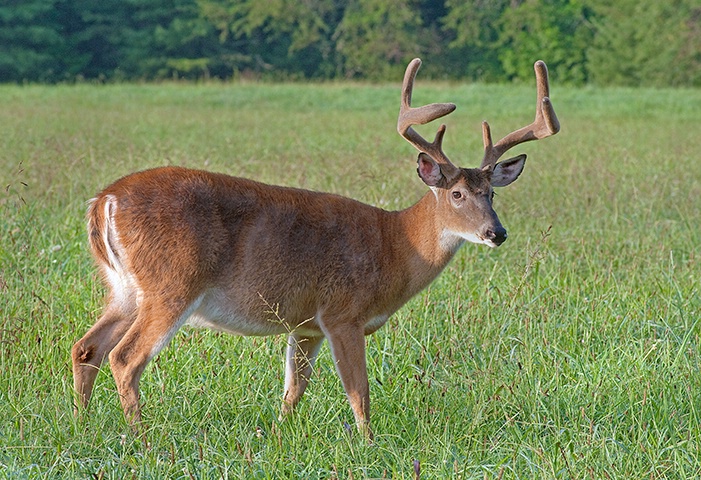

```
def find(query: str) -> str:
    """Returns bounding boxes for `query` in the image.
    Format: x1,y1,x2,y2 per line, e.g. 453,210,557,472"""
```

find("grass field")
1,78,700,479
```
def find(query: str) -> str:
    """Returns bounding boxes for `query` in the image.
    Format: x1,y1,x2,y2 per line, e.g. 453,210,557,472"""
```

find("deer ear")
491,154,526,187
417,153,448,188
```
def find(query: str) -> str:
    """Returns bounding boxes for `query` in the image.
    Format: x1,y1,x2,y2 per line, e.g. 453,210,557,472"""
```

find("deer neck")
392,190,464,292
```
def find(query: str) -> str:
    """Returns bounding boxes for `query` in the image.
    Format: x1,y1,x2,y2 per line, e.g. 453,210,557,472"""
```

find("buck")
72,58,559,439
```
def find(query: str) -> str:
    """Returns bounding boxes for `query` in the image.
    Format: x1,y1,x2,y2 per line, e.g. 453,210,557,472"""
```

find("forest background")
2,0,701,86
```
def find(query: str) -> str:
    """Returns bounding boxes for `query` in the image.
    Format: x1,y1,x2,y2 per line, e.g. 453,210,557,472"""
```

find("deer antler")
481,60,560,170
397,58,458,178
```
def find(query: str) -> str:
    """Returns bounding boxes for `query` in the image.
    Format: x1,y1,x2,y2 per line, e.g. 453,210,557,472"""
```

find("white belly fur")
183,289,390,337
184,289,320,337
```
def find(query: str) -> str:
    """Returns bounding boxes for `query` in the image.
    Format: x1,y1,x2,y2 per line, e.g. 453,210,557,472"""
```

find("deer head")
397,58,560,248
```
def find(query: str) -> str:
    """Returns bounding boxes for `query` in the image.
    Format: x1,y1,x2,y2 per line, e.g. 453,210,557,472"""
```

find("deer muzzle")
484,225,507,247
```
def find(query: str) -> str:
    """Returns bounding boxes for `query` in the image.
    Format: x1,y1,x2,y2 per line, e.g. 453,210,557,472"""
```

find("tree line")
1,0,700,86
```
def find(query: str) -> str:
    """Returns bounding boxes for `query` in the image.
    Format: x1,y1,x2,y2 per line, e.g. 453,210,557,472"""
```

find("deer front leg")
281,334,324,417
320,318,372,440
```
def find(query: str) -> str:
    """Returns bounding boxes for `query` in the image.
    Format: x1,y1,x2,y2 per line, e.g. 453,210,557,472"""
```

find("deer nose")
485,226,507,246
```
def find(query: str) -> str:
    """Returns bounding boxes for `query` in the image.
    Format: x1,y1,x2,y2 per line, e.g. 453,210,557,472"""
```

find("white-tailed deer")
72,58,559,439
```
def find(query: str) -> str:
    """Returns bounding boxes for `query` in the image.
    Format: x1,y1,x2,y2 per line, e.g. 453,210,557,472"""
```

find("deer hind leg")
72,300,137,412
281,334,324,417
108,295,200,427
320,318,372,440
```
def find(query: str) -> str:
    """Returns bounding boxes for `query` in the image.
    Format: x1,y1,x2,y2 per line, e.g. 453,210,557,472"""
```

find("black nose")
485,226,507,246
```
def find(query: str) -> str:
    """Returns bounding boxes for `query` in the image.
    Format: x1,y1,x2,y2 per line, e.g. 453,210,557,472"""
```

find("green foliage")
0,0,67,81
498,0,593,85
199,0,343,78
120,0,215,79
0,0,701,82
1,0,701,84
68,0,138,79
1,81,701,477
334,0,425,79
587,0,701,86
440,0,508,81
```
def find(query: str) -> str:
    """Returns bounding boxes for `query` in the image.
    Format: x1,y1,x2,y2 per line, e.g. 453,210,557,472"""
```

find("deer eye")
451,190,462,200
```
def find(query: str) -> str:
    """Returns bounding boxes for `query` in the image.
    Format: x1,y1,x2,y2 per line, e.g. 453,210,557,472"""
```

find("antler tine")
481,60,560,170
397,58,457,170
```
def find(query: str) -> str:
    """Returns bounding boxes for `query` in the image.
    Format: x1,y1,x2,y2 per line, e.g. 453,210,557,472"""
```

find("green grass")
1,80,700,479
